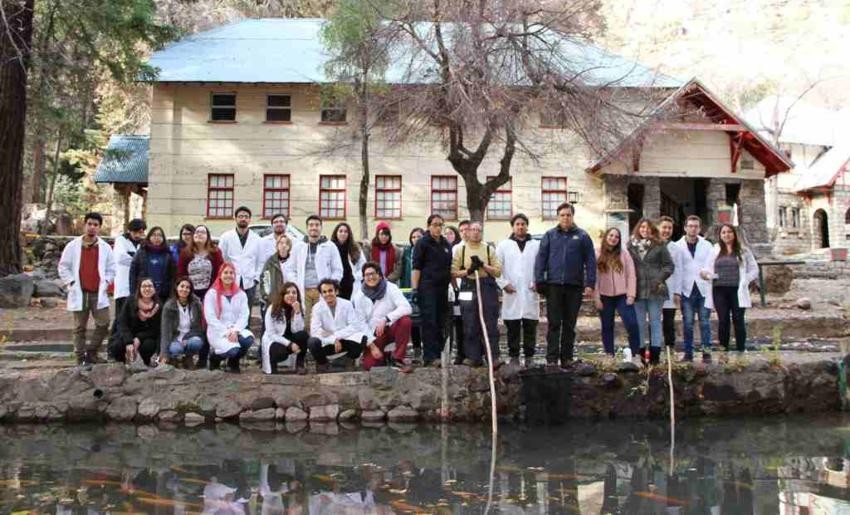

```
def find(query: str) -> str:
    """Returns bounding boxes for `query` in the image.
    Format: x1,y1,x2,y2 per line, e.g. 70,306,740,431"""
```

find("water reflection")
2,416,850,513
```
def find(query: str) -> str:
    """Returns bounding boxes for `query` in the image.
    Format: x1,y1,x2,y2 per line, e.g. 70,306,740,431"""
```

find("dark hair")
134,276,157,303
184,224,217,259
84,212,103,225
458,219,470,229
127,218,146,232
556,202,575,215
372,227,392,247
426,214,443,226
408,227,424,245
270,281,302,322
717,223,743,261
234,206,252,218
331,222,362,262
685,215,702,225
510,213,529,226
658,216,675,225
306,214,323,225
145,226,167,245
631,217,660,242
444,225,461,246
171,276,195,302
361,261,383,278
597,228,624,274
177,224,195,249
270,213,288,224
318,278,340,292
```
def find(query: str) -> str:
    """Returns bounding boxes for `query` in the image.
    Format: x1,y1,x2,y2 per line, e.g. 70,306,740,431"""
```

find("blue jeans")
682,289,712,355
633,298,663,349
223,334,254,358
599,295,641,355
168,336,205,358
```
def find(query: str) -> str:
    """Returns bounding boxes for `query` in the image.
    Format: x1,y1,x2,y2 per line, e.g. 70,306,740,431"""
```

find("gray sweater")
159,296,205,356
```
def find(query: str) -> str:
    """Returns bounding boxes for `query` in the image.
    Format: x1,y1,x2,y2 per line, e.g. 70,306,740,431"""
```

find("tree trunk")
30,138,45,202
357,79,370,241
0,0,35,276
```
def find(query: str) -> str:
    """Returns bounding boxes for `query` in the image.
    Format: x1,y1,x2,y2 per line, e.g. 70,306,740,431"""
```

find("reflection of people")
203,477,246,514
259,462,302,515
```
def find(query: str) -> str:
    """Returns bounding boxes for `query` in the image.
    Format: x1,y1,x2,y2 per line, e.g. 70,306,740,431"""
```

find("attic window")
321,98,347,123
210,93,236,121
266,95,292,122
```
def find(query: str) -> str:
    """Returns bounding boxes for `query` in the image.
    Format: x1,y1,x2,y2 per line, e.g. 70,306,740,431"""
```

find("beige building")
101,19,791,248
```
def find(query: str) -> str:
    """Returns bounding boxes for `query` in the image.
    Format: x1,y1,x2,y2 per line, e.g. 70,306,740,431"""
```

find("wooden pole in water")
667,346,675,474
474,270,498,436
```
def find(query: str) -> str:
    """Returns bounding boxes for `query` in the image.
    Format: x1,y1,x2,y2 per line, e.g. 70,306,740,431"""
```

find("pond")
1,415,850,513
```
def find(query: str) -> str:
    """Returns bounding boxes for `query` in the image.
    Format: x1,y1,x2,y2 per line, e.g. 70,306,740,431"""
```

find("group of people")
57,201,759,373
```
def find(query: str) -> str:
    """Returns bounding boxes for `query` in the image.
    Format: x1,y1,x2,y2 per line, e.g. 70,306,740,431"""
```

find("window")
263,174,290,218
778,206,787,228
319,175,346,219
845,208,850,225
210,93,236,121
486,176,512,220
207,174,234,218
320,97,347,123
790,207,800,229
431,176,458,220
375,175,402,219
541,177,568,219
266,95,292,122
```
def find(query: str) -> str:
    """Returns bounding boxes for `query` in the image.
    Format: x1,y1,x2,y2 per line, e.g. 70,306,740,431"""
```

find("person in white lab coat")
308,279,367,372
657,216,684,350
57,212,115,366
111,218,146,336
286,214,343,327
203,262,255,373
217,205,264,308
496,213,541,368
675,215,715,362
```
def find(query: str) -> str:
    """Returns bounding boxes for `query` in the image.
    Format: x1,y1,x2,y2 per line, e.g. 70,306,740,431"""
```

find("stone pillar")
641,176,661,221
705,178,726,229
739,179,768,248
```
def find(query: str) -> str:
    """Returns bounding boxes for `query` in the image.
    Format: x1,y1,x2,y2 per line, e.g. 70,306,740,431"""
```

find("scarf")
361,277,388,302
210,264,241,318
370,243,396,276
137,297,160,321
510,233,531,252
144,242,169,254
630,238,653,260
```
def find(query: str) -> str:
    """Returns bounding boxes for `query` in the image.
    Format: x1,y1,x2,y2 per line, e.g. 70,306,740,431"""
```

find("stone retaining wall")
0,354,847,425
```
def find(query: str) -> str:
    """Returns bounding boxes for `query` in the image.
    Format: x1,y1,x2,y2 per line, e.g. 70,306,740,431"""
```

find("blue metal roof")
94,135,149,184
147,18,682,88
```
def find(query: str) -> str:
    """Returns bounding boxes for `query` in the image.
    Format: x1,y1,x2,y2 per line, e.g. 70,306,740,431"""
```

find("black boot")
226,356,241,374
650,347,660,365
209,354,222,371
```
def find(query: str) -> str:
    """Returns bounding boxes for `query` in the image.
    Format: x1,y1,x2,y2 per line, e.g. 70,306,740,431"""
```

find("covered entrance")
814,209,830,248
659,178,708,240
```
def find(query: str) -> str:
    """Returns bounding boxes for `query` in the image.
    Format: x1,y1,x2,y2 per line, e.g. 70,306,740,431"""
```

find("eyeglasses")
363,271,379,278
430,222,444,227
140,284,155,289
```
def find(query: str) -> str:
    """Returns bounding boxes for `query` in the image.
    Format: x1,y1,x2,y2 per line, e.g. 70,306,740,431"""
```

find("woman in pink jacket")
595,227,641,357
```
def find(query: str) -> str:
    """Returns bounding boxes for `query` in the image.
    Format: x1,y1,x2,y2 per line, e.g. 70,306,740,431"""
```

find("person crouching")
262,282,314,374
159,277,206,369
308,279,368,373
203,263,255,373
109,277,162,368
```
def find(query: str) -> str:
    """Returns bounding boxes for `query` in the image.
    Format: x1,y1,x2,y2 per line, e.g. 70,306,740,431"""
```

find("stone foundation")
0,353,847,425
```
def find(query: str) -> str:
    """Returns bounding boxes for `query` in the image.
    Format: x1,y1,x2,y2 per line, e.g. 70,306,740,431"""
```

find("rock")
796,297,812,310
240,408,276,422
39,297,60,308
184,413,205,427
33,279,65,298
158,410,180,423
763,265,793,294
138,398,161,419
387,405,418,422
369,367,398,389
309,404,339,422
618,361,640,373
575,363,597,377
250,397,276,411
285,407,308,421
275,407,286,420
338,409,358,421
87,364,128,388
0,273,34,308
361,409,386,422
215,398,242,419
106,397,138,421
601,373,621,389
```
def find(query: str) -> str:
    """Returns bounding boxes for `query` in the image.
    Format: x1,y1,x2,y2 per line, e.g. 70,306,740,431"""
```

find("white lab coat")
345,250,367,296
495,238,541,321
674,236,715,299
351,282,412,332
218,229,264,289
112,234,140,299
663,240,685,310
310,298,368,346
203,288,252,355
286,239,343,295
704,245,760,309
261,307,306,374
57,237,116,312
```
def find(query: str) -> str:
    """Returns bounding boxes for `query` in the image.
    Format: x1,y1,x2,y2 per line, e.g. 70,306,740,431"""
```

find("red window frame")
486,176,513,220
430,175,458,221
262,174,291,219
206,174,235,219
374,175,402,220
541,176,568,220
319,175,347,220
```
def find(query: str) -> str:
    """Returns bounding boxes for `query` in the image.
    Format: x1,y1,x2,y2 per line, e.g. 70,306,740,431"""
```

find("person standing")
401,227,425,357
170,223,195,263
260,213,299,264
496,213,540,368
411,214,453,368
259,235,293,309
443,226,461,246
705,224,759,352
534,202,595,369
675,215,715,362
308,279,368,372
594,228,640,357
331,222,366,299
112,218,146,336
627,218,674,365
177,224,223,302
109,277,162,367
287,215,343,327
203,263,255,373
58,212,116,366
262,282,314,374
159,277,206,368
449,220,469,365
129,226,176,302
658,216,684,351
218,206,264,307
368,221,403,283
452,221,502,368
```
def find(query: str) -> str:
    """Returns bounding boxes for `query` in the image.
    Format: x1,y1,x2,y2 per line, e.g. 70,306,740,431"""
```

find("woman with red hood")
367,221,402,283
203,262,255,373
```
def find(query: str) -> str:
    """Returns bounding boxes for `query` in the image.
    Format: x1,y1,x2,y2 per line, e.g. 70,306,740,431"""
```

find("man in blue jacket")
534,202,596,368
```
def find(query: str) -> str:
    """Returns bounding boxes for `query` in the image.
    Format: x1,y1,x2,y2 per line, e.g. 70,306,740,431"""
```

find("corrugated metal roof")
94,135,149,184
795,143,850,192
147,18,682,88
